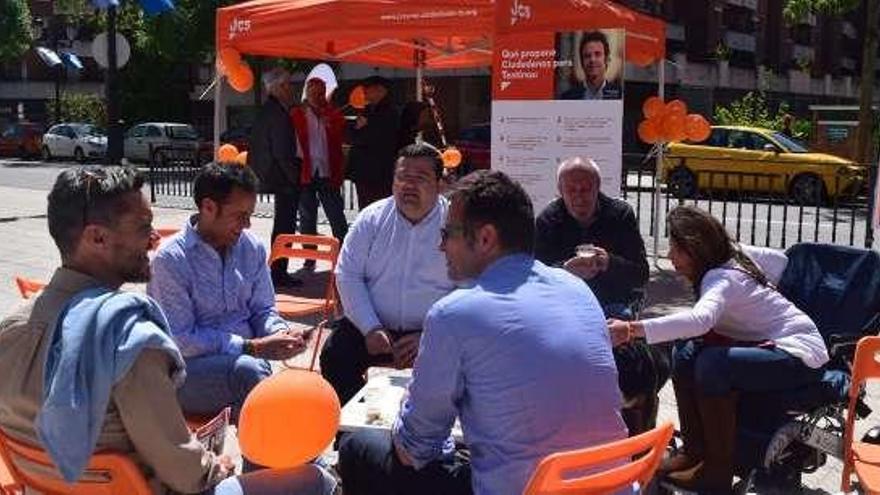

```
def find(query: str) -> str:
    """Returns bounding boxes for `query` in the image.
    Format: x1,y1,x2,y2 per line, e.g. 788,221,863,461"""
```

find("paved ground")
0,173,869,493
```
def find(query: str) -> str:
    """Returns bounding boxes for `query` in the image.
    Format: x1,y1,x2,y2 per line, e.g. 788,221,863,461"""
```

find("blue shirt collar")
475,252,533,283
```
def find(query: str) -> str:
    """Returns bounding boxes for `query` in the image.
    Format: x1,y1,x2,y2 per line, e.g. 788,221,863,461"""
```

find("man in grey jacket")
247,68,302,287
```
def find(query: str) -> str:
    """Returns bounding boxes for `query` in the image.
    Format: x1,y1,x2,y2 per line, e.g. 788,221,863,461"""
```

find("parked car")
454,123,490,173
0,122,43,158
220,126,251,152
662,125,865,204
41,123,107,162
123,122,200,164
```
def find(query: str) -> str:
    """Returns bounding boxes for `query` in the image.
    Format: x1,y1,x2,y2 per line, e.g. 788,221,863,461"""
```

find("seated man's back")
409,256,627,493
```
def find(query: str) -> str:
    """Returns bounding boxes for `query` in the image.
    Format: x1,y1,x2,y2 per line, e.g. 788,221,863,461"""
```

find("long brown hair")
667,206,769,295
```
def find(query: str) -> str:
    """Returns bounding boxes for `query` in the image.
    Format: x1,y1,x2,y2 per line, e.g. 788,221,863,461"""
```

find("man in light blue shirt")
320,142,454,405
338,170,628,495
149,163,309,422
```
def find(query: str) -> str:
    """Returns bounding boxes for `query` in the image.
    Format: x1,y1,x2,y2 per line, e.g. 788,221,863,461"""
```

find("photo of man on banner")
557,29,624,101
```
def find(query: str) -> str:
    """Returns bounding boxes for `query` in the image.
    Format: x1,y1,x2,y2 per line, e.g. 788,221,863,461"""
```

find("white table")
339,368,463,441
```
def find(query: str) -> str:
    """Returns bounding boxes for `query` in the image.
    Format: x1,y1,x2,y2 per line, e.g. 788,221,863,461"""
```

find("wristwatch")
243,339,256,356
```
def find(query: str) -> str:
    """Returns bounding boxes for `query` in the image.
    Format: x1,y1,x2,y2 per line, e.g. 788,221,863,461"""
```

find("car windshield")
771,131,809,153
72,124,105,137
167,125,198,140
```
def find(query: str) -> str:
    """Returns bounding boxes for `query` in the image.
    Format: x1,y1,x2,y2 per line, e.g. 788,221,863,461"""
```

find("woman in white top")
608,205,829,493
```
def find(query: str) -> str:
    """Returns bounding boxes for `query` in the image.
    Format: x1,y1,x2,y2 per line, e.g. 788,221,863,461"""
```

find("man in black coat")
348,76,400,209
535,156,668,436
247,67,302,287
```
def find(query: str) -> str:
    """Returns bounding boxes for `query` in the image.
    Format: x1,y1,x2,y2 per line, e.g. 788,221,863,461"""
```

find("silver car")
41,123,107,162
123,122,200,164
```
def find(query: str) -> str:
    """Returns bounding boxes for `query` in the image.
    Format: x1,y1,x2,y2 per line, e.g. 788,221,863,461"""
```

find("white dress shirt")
643,245,829,369
335,196,454,335
295,105,330,178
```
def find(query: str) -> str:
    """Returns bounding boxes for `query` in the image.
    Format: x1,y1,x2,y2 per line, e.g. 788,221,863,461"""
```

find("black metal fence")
148,149,876,251
624,166,876,250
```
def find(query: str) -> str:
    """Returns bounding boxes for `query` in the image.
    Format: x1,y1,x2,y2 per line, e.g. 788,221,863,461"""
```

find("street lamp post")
105,5,122,164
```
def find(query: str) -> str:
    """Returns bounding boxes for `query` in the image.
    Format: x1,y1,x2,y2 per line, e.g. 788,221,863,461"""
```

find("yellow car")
661,125,865,204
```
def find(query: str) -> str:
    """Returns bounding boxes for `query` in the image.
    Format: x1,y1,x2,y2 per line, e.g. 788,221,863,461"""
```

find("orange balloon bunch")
637,96,711,144
217,47,254,93
218,143,248,165
238,370,340,468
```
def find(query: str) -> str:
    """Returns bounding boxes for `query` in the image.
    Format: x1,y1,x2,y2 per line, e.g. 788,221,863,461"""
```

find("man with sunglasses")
0,166,333,494
320,142,454,406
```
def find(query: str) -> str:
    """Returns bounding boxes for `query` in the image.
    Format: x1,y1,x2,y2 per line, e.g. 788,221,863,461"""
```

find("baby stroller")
734,243,880,492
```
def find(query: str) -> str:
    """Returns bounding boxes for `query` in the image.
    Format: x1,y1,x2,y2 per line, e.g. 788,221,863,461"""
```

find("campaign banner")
492,23,625,209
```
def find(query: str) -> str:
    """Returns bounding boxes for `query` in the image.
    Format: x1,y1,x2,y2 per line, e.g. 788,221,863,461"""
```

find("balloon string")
422,80,449,148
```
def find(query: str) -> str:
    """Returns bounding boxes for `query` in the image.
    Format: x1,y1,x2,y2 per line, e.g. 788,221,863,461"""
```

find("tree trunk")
856,0,879,166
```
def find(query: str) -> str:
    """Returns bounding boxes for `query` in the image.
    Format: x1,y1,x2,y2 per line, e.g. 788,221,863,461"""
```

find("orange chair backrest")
155,227,179,239
523,422,674,495
14,277,45,300
269,234,341,266
842,336,880,491
0,428,151,495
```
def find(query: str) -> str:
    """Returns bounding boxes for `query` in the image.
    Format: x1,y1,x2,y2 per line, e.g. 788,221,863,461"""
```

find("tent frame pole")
652,59,665,266
213,62,222,161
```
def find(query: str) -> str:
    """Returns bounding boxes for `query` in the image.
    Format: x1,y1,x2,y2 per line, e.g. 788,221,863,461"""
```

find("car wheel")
74,147,85,163
790,174,825,205
41,146,52,162
668,166,697,198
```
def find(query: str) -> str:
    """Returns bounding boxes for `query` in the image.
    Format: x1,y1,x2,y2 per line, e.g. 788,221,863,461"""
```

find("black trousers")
320,318,419,406
270,189,299,276
338,429,472,495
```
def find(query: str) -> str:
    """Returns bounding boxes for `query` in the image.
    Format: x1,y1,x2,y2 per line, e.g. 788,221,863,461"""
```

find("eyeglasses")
440,224,466,242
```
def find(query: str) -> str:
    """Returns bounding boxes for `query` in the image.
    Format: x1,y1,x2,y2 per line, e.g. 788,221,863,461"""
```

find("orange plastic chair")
14,277,45,300
523,421,674,495
0,453,22,495
842,336,880,493
269,234,341,371
0,427,151,495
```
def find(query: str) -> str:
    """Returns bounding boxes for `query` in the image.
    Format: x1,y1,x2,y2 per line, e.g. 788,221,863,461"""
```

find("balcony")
725,31,756,53
726,0,757,10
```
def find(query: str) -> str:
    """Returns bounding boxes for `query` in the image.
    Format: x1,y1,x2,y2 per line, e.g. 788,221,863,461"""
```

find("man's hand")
247,331,306,360
216,454,235,479
563,247,610,280
606,319,632,347
355,115,368,129
365,328,393,356
392,332,421,369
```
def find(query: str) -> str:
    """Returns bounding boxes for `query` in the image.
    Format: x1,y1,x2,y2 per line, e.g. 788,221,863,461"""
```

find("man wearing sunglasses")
320,142,454,406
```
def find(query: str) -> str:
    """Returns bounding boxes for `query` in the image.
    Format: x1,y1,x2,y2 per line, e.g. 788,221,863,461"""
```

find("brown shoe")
659,380,704,475
666,393,738,494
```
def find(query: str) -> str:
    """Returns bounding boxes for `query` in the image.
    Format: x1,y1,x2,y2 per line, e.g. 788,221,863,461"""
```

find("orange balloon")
442,147,462,169
218,143,239,162
665,99,688,117
349,85,366,110
235,150,248,165
220,47,241,71
685,114,712,142
228,62,254,93
661,113,687,142
638,118,663,144
239,370,340,468
642,96,664,120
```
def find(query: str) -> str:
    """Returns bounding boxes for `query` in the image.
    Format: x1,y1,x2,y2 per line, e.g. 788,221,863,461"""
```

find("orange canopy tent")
212,0,666,140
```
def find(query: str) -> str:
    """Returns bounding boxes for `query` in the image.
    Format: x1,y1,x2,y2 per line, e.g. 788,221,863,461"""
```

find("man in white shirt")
320,142,454,405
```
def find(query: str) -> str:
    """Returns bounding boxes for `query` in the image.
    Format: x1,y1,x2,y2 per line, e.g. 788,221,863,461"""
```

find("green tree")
785,0,878,165
47,92,107,126
714,92,810,140
0,0,33,62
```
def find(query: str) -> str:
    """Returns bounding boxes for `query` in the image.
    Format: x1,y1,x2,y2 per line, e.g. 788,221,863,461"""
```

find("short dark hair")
48,166,145,258
580,31,610,63
396,142,443,179
193,162,259,208
447,170,534,254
